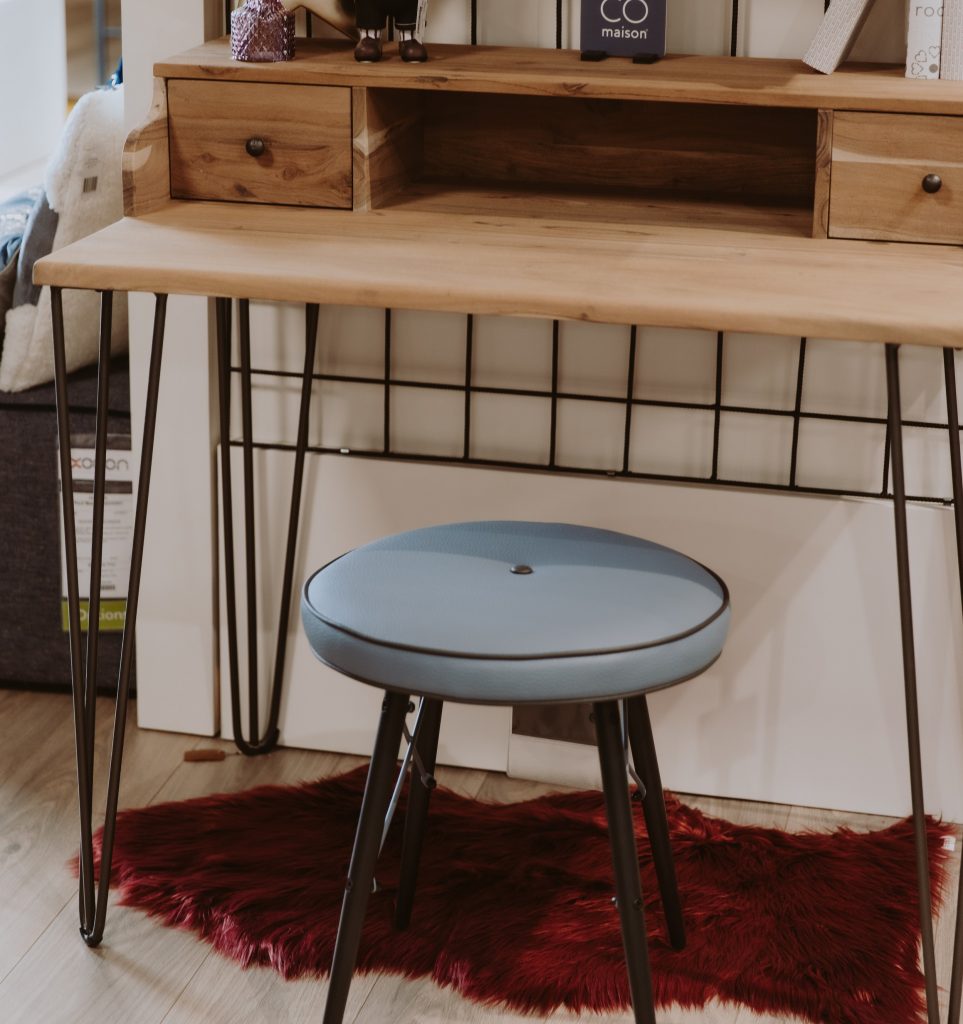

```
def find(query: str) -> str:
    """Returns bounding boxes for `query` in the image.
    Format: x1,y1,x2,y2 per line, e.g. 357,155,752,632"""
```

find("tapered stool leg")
626,695,685,951
595,700,658,1024
394,698,444,930
324,691,410,1024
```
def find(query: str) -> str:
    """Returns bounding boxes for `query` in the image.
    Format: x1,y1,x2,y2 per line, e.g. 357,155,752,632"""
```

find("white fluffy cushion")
0,85,128,392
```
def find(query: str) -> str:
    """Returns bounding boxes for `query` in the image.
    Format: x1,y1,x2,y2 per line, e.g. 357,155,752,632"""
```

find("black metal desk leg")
77,290,113,930
885,343,940,1024
215,299,320,756
53,288,168,946
943,345,963,1024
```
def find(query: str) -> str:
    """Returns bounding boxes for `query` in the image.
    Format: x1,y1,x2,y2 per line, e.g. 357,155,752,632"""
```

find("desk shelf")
353,86,820,232
378,181,815,238
157,40,963,116
135,38,963,258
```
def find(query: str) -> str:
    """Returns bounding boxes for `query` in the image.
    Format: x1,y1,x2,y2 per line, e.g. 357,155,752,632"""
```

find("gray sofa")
0,358,131,693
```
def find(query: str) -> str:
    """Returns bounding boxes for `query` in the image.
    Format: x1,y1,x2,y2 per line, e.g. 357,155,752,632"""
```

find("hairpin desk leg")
53,287,168,945
943,345,963,1024
215,299,320,755
885,343,940,1024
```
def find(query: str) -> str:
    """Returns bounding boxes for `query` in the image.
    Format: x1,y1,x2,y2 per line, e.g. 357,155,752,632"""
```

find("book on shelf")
943,0,963,79
803,0,880,74
906,2,943,79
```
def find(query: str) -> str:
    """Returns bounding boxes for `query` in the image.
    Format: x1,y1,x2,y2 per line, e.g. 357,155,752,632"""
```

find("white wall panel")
124,0,221,735
220,454,963,820
218,452,513,771
0,0,66,178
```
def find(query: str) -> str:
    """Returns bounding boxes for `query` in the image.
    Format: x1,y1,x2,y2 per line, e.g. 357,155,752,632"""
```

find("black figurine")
282,1,428,63
355,0,427,63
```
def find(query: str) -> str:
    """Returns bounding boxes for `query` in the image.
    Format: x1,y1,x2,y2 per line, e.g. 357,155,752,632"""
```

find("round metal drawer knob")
245,137,266,158
922,173,943,194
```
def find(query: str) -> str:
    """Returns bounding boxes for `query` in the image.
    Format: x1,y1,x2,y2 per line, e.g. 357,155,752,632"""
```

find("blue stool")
301,521,730,1024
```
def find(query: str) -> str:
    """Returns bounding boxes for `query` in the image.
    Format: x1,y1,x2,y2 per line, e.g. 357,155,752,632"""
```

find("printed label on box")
58,434,133,633
907,3,943,79
581,0,667,57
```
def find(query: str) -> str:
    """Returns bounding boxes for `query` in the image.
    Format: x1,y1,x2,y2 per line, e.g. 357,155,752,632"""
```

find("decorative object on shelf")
906,1,943,79
580,0,666,63
231,0,296,63
281,0,428,61
941,0,963,78
354,0,429,63
803,0,880,74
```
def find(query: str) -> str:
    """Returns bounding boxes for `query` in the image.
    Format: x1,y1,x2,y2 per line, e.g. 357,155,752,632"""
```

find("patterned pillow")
0,187,42,354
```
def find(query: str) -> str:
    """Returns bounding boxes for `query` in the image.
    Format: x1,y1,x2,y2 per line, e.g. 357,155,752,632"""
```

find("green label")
61,600,127,633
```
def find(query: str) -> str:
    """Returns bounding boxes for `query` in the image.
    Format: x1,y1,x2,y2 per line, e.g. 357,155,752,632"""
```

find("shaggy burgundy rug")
88,767,952,1024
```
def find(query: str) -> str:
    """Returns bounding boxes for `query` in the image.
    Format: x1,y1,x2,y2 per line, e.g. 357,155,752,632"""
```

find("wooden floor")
0,689,959,1024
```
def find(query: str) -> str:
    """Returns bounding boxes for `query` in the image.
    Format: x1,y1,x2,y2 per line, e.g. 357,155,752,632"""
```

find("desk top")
34,201,963,347
156,40,963,116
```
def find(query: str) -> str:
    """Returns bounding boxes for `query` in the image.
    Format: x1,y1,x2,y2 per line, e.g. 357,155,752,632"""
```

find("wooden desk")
36,38,963,1024
35,201,963,346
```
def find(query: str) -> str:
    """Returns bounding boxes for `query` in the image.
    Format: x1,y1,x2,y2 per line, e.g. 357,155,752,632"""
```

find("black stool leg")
594,701,658,1024
625,695,685,951
324,690,410,1024
394,698,444,930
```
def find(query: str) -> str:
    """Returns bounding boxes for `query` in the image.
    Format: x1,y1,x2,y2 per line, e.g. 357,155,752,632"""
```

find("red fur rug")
88,767,952,1023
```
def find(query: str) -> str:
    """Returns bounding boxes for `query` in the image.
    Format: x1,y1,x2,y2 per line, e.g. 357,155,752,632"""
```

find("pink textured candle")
231,0,296,62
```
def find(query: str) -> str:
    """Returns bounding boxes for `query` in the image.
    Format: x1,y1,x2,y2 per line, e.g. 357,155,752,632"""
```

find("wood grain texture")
153,39,963,116
813,109,833,238
123,77,171,217
383,182,814,236
421,93,816,204
830,111,963,244
352,88,424,212
0,693,192,987
168,80,353,208
33,201,963,348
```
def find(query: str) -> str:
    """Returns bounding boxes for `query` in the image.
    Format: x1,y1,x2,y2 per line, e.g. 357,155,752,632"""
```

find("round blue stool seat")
301,521,729,705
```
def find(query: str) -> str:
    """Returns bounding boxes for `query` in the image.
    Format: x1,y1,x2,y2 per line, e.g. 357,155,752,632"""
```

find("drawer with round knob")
168,79,352,208
829,111,963,245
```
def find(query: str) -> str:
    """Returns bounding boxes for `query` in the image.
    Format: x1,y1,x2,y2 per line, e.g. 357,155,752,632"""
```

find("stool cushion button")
510,564,534,575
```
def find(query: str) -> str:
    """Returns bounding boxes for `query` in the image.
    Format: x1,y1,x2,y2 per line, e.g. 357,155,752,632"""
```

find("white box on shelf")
906,1,943,78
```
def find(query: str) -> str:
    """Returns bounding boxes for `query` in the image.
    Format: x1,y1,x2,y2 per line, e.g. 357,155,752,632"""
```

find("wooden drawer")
168,80,352,208
829,111,963,245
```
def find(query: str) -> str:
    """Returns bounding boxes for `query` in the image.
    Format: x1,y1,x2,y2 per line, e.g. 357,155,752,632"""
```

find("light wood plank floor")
0,690,958,1024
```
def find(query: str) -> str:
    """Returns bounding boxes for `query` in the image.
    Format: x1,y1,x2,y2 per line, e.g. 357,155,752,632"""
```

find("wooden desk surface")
156,40,963,116
34,201,963,347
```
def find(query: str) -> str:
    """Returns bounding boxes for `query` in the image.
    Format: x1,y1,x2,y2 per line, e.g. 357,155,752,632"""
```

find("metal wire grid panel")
224,0,960,507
